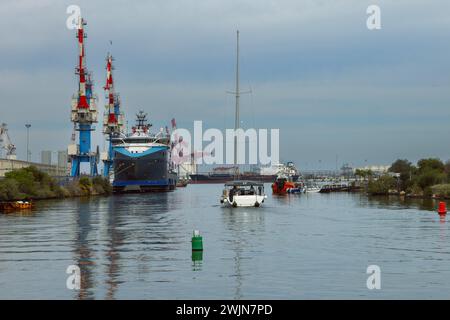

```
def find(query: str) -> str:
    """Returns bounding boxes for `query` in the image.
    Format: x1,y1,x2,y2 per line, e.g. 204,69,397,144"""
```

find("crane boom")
0,123,17,159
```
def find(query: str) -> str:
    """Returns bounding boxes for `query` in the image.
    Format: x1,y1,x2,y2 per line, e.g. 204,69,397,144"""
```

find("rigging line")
223,88,228,134
248,81,256,132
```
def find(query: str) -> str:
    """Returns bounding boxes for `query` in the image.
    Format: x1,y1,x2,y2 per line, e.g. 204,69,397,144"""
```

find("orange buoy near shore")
438,202,447,215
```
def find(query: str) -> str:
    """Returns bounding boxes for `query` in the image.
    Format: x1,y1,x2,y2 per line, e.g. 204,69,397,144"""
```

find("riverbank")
357,158,450,201
364,183,450,200
365,179,450,200
0,166,111,202
385,185,450,200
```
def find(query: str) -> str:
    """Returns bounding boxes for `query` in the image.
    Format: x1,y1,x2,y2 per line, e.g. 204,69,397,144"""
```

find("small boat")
319,185,331,193
294,179,307,193
319,183,348,193
306,186,321,193
0,200,33,213
220,181,267,207
176,178,189,187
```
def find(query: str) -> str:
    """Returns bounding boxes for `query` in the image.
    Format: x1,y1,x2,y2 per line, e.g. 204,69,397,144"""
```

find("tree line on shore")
0,166,112,201
360,158,450,198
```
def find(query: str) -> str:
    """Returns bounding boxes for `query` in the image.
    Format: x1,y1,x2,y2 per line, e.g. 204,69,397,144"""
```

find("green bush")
92,176,112,195
431,184,450,198
423,186,433,197
0,179,26,201
78,176,92,187
389,159,415,191
1,166,112,201
57,186,71,198
407,183,423,196
78,176,92,195
1,166,62,200
65,181,82,197
417,158,444,173
416,170,445,190
368,175,396,195
5,167,38,196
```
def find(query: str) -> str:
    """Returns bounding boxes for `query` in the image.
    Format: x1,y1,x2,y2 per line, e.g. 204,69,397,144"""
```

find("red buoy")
438,202,447,215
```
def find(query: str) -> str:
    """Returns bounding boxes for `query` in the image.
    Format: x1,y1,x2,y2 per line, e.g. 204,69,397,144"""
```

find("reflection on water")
221,207,265,300
73,199,95,300
271,194,297,207
192,251,203,271
365,195,439,211
70,193,173,299
103,197,124,300
1,187,450,299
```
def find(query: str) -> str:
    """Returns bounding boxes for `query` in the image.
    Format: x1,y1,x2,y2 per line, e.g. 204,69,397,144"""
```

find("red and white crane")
68,16,98,177
103,53,124,135
102,53,124,177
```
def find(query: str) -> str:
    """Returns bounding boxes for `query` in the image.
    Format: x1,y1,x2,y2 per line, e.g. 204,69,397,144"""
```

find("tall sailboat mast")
228,30,251,178
234,30,240,176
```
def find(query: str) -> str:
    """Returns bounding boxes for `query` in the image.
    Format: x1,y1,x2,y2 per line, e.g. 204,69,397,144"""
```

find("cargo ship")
111,111,177,192
189,162,299,184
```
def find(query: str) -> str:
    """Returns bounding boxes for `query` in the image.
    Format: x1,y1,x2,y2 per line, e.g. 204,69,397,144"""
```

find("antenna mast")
234,30,240,173
226,30,251,177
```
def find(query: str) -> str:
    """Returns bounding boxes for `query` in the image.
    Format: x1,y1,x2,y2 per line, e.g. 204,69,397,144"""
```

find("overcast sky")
1,0,450,170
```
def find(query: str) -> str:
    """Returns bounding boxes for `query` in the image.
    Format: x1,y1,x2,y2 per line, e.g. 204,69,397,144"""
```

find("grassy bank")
0,166,111,201
430,184,450,199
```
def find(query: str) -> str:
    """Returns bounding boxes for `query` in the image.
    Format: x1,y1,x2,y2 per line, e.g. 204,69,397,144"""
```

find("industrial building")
41,150,52,165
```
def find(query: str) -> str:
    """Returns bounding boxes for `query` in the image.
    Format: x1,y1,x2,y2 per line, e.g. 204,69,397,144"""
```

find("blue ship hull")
112,146,177,192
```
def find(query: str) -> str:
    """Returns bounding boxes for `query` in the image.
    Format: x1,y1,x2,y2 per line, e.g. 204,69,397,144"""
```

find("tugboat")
111,111,177,192
272,175,299,194
271,162,303,194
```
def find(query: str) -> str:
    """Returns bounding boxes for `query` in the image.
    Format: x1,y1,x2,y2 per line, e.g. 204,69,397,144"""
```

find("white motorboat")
306,186,321,193
220,181,267,207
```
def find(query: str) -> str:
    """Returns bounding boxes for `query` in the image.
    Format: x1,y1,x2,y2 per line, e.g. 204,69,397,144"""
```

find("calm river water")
1,184,449,299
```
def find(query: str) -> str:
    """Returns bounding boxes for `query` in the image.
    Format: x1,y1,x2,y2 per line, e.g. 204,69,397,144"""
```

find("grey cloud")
1,0,450,168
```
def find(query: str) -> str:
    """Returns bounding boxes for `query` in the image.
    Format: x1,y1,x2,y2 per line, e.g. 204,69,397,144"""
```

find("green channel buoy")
191,230,203,251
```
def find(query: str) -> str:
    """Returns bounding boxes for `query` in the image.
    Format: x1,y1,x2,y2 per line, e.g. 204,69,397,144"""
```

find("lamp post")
25,124,31,162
